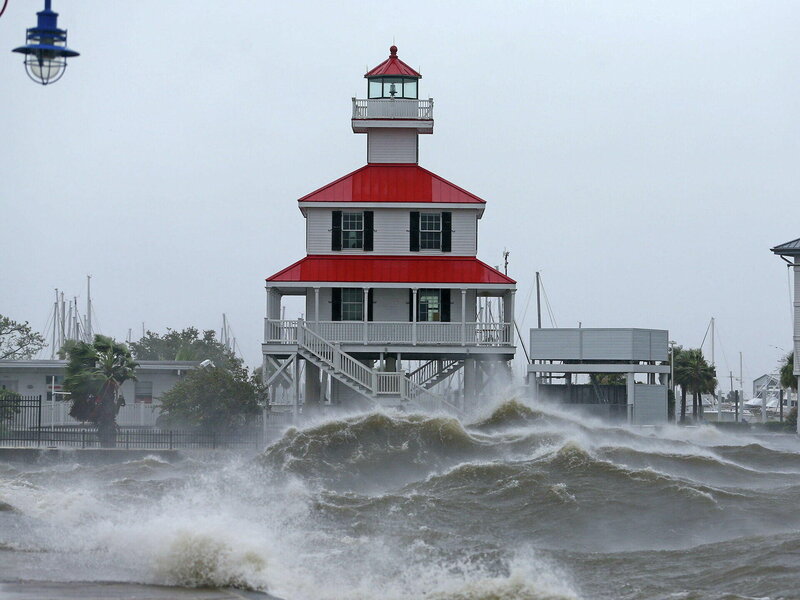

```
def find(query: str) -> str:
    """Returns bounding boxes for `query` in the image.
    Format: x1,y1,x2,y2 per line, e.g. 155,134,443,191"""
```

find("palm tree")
674,348,716,422
63,335,138,447
780,352,796,391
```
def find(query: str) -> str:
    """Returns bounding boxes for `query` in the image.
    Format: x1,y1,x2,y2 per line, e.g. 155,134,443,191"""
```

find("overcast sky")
1,1,798,391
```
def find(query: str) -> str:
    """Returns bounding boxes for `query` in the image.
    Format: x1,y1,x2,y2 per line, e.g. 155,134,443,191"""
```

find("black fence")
1,395,288,449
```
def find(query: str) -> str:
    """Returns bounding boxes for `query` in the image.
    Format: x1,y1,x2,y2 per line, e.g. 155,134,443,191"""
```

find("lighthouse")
263,46,516,414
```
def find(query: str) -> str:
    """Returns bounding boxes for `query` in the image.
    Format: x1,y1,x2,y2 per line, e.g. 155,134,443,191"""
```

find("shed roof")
266,255,515,285
297,164,485,205
771,237,800,255
365,45,421,78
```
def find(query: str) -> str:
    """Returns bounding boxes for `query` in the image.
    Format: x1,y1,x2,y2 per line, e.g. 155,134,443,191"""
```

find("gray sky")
1,1,798,391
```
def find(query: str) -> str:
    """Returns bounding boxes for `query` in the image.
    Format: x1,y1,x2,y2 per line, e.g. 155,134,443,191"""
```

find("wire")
0,0,9,19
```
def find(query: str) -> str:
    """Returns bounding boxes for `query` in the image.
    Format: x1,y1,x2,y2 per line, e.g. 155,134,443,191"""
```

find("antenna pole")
535,272,542,329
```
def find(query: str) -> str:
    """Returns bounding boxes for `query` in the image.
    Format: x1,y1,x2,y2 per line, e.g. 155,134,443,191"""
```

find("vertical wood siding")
306,208,478,256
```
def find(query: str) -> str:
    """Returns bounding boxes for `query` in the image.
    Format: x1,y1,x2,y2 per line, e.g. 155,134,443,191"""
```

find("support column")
314,287,320,324
464,358,478,412
304,361,322,413
412,288,418,346
461,289,467,346
363,287,369,345
293,355,301,418
626,371,635,424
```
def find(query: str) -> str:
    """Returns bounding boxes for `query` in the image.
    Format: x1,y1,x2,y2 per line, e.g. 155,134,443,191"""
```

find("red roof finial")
390,45,398,57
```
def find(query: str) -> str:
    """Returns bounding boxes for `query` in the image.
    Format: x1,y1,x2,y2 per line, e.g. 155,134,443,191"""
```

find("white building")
262,46,516,413
0,360,198,426
527,328,670,424
771,237,800,433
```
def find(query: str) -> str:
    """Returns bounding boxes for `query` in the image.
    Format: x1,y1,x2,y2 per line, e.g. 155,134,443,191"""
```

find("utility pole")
730,371,737,421
739,351,744,421
535,271,542,329
503,249,510,276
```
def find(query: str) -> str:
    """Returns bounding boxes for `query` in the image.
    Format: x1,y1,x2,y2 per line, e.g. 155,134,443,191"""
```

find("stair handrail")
297,319,375,394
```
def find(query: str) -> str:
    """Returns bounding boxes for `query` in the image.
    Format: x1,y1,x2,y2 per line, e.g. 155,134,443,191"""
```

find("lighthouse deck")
263,318,514,359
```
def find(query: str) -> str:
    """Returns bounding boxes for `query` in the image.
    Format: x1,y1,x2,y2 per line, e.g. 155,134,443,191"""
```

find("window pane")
342,231,363,249
420,232,441,250
383,77,402,97
403,79,418,99
418,289,441,322
341,288,364,321
369,80,382,98
420,213,441,231
341,212,363,249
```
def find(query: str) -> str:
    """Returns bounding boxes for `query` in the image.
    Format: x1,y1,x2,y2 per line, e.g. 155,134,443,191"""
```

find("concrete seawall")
0,447,183,464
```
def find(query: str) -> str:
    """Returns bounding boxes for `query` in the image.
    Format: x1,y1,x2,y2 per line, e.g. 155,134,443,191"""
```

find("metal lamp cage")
12,1,79,85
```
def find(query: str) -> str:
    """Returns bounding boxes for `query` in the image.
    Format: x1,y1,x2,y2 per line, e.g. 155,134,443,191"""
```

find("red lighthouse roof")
365,45,421,78
298,164,485,205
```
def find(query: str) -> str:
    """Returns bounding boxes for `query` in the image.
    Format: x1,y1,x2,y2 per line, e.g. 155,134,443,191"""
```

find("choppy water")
2,399,800,600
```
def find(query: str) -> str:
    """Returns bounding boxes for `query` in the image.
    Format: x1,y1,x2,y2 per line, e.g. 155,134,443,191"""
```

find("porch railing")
352,98,434,120
265,319,513,347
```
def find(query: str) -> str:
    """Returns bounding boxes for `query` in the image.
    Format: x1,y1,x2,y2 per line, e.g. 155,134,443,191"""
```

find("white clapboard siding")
306,207,478,256
304,287,472,322
367,129,418,164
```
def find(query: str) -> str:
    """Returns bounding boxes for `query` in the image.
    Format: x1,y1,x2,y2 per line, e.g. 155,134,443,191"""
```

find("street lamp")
11,0,79,85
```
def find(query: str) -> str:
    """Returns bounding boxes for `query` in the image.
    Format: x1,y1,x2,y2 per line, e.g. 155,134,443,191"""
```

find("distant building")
527,328,670,425
0,360,199,426
752,373,780,399
771,238,800,384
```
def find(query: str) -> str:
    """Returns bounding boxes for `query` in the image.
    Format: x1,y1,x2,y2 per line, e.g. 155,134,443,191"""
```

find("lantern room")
365,45,421,99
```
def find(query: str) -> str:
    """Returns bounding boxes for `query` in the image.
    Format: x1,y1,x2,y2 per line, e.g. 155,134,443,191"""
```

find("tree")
674,348,716,422
130,327,240,370
0,314,46,360
157,365,261,434
63,335,138,447
780,352,797,392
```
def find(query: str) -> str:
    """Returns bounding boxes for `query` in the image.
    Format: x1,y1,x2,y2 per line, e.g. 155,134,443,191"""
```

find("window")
418,289,441,322
135,381,153,404
420,213,442,250
341,212,363,249
340,288,364,321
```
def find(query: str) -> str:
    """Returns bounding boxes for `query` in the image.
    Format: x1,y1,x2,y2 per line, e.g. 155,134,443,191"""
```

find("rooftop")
365,45,421,78
266,255,515,285
771,237,800,256
297,164,485,205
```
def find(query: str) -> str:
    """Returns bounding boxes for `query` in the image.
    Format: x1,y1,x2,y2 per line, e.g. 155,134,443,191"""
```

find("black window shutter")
441,212,452,253
410,212,420,252
368,288,374,321
441,289,451,322
364,211,374,251
408,289,414,321
331,288,341,321
332,211,342,251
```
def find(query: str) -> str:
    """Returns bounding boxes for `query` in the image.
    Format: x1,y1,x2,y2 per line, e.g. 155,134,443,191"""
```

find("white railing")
291,320,462,413
264,319,298,343
266,319,514,347
408,359,461,388
352,98,434,120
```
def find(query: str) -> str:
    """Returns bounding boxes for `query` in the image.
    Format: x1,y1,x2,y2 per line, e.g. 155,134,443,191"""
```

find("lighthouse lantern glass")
367,77,419,100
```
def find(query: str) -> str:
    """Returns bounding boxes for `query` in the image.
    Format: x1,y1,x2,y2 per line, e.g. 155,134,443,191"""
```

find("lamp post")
11,0,79,85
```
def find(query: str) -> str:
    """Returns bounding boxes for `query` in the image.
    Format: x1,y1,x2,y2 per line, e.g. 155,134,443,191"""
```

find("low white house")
0,359,199,426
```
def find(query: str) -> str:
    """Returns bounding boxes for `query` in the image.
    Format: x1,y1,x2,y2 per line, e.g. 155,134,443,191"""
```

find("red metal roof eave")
296,164,487,205
266,256,516,285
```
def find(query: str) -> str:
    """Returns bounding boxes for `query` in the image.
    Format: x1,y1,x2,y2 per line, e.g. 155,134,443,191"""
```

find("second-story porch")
263,255,516,358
